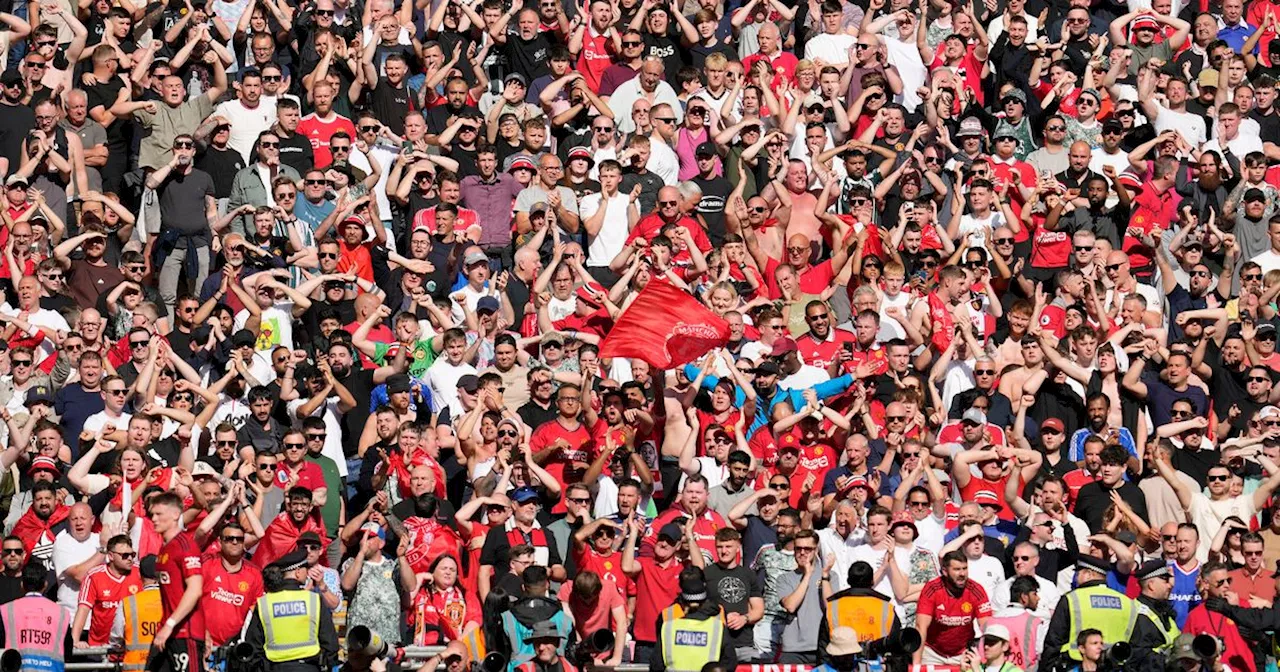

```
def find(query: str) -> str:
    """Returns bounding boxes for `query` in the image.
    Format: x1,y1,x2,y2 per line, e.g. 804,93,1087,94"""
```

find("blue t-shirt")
1170,560,1202,628
294,197,336,233
54,384,107,459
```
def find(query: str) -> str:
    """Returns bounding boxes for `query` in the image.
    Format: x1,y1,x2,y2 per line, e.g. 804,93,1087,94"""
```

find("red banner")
600,281,730,369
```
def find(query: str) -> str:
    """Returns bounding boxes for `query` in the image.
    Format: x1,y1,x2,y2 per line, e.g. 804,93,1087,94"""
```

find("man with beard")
12,481,69,570
329,340,406,480
914,550,994,664
708,450,754,518
424,78,479,136
583,390,655,497
1155,447,1280,559
644,475,725,563
253,487,329,569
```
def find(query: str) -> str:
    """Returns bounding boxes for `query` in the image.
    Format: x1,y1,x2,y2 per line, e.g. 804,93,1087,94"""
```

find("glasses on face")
908,501,930,509
623,40,642,47
359,125,379,133
24,61,44,69
105,388,127,396
1244,273,1263,281
1249,376,1271,383
974,369,996,376
654,117,676,124
1171,410,1193,419
1207,474,1230,482
806,312,829,321
315,9,334,15
769,482,790,490
221,536,245,544
332,145,351,153
568,497,591,504
306,179,332,187
498,429,519,438
284,442,306,450
10,359,30,368
795,545,818,552
1074,246,1093,252
259,141,279,149
1,548,22,556
275,192,296,200
659,200,678,207
130,340,149,349
307,433,327,441
258,462,277,470
922,260,938,269
174,141,194,149
1105,263,1125,272
262,74,282,82
35,40,55,48
1245,550,1264,556
1191,270,1211,278
171,393,194,403
886,415,906,422
300,542,321,551
113,550,137,559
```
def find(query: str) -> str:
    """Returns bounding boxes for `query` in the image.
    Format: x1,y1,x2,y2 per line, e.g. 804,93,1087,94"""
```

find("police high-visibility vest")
257,590,321,663
121,587,163,672
660,616,724,672
1136,602,1180,651
1,594,68,672
1062,584,1139,660
827,594,893,643
984,611,1043,671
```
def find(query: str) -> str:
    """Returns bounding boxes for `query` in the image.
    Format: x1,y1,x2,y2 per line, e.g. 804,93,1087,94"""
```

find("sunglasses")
359,125,379,132
1244,273,1263,281
262,75,281,82
974,369,996,375
498,429,519,438
0,548,22,555
306,179,333,186
319,252,339,260
1105,263,1125,271
769,482,790,490
11,359,30,367
113,551,137,559
221,536,245,544
259,141,279,148
908,501,930,508
315,8,334,15
307,433,327,441
173,141,194,149
1207,474,1230,482
258,463,277,470
284,442,306,450
105,389,127,396
993,237,1014,245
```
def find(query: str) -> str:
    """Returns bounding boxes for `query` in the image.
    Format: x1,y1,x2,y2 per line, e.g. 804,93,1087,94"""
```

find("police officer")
0,563,70,672
242,550,339,672
1041,555,1139,672
113,555,162,672
1130,559,1180,672
824,561,901,648
653,568,737,672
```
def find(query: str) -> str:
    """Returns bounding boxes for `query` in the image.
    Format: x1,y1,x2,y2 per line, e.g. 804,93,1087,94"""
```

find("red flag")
600,280,730,368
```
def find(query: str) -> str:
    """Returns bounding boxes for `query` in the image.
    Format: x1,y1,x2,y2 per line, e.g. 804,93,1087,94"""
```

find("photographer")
1186,564,1257,672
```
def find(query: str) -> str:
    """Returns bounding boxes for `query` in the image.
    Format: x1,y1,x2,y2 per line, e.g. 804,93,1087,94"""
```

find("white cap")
983,624,1011,642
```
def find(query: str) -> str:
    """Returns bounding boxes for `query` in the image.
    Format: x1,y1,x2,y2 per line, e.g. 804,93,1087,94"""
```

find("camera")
863,628,922,658
569,629,615,668
348,626,391,659
1,650,21,672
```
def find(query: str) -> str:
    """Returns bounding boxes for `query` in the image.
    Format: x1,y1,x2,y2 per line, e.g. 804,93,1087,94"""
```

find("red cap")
1130,14,1159,30
974,490,1004,511
771,337,799,357
1041,417,1065,433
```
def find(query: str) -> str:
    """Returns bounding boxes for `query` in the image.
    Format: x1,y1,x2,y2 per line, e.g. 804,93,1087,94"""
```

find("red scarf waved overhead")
402,515,462,575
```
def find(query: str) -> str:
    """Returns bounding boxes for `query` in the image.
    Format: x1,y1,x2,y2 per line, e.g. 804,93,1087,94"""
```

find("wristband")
165,619,178,629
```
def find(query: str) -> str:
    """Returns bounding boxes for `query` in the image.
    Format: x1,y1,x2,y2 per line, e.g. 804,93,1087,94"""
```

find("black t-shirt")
642,32,684,85
337,367,376,458
693,174,731,247
157,168,216,238
424,103,480,135
621,169,664,217
196,145,245,198
368,78,414,137
0,103,34,174
425,235,461,298
704,562,762,650
504,33,552,81
277,131,315,174
144,436,183,469
518,399,556,429
39,294,74,314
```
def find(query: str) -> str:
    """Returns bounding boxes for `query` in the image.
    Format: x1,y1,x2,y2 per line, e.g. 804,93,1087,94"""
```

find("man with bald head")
742,22,800,86
1103,249,1162,321
1057,141,1098,193
608,58,681,134
53,502,101,613
624,186,712,257
744,190,853,301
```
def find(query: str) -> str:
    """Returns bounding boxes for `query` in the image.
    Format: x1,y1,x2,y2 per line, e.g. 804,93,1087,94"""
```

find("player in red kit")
151,492,205,672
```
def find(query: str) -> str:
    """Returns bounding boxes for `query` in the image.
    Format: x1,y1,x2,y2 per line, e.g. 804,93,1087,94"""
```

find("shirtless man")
997,334,1048,414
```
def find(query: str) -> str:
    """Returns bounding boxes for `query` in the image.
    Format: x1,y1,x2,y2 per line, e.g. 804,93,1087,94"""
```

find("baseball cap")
1130,14,1160,30
974,490,1003,511
464,250,489,267
1040,418,1065,433
511,485,540,504
476,296,500,314
507,155,537,173
983,624,1011,642
25,385,53,407
1245,188,1267,203
1198,70,1219,89
771,338,799,357
962,408,987,425
457,374,480,394
504,72,527,87
695,142,717,158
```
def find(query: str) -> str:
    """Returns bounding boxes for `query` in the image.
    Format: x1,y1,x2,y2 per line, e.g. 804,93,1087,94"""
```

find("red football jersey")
78,566,142,646
157,531,205,640
200,560,264,647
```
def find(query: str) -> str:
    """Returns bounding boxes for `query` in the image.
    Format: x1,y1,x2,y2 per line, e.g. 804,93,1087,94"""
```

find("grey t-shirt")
772,557,826,654
514,184,579,216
